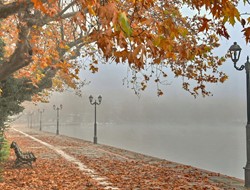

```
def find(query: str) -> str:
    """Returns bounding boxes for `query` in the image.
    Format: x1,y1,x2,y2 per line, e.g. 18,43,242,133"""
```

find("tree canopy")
0,38,52,131
0,0,249,97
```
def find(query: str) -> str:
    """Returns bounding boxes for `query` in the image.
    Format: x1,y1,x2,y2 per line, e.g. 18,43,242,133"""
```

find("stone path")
13,128,119,190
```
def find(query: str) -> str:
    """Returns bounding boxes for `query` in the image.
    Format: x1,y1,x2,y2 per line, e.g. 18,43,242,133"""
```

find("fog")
16,20,250,179
18,59,246,179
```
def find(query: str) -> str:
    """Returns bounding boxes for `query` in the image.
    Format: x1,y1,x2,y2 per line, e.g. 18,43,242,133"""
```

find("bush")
0,133,9,181
0,135,9,162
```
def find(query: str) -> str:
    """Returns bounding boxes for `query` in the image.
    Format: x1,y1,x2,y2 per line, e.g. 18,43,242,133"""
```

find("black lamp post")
38,109,44,131
53,104,63,135
229,42,250,187
89,95,102,144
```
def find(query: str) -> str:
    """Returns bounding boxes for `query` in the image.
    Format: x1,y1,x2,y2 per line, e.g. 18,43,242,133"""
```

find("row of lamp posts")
25,42,250,186
29,95,102,145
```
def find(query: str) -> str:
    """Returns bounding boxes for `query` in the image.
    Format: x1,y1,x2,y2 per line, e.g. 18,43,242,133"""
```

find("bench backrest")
10,141,24,158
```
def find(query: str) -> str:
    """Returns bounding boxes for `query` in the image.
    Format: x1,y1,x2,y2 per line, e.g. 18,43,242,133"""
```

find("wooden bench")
10,141,36,168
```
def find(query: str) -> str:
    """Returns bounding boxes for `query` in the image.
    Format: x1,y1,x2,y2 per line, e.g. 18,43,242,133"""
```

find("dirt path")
0,126,246,190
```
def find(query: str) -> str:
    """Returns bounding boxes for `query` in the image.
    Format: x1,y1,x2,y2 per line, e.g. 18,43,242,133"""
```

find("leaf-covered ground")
0,127,245,190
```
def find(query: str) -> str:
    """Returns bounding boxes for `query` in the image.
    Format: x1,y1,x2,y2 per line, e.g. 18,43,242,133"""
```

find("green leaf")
118,12,133,37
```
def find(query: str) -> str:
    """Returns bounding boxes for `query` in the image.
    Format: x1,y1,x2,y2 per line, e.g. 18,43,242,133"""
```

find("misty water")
21,87,246,180
20,57,248,180
37,120,244,180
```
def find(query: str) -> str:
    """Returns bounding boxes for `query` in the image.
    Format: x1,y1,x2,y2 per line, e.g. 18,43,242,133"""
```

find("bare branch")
55,0,77,18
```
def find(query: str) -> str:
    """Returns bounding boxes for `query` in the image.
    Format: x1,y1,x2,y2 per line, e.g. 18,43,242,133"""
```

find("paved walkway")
0,125,247,189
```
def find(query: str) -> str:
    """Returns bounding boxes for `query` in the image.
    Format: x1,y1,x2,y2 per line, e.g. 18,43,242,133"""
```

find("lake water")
40,121,245,179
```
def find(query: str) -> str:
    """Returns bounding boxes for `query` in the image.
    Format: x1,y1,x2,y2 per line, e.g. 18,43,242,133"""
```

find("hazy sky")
17,2,250,136
22,13,250,127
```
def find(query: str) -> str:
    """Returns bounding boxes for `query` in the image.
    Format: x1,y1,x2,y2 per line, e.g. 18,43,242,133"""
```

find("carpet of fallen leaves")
0,131,104,190
0,128,245,190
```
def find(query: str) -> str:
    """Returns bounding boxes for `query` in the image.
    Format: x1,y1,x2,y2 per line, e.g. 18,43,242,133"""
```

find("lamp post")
89,95,102,144
229,42,250,187
38,109,44,131
27,114,30,128
53,104,63,135
28,112,34,128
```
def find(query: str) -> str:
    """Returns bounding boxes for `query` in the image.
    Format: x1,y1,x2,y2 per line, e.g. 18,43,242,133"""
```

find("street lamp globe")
89,95,93,103
229,42,242,63
98,95,102,104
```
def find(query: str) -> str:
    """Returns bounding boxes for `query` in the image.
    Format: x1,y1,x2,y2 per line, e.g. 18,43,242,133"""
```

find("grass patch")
0,133,10,181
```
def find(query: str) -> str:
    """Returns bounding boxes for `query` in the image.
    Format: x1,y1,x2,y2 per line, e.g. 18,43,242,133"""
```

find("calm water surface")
41,121,245,179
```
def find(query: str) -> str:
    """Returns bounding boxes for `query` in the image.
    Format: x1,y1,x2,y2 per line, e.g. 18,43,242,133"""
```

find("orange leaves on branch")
189,0,240,25
52,77,64,91
87,5,96,16
242,27,250,43
89,64,99,73
198,17,211,32
221,2,240,26
31,0,58,16
219,75,228,83
31,0,46,13
2,0,248,98
15,70,32,79
216,25,230,39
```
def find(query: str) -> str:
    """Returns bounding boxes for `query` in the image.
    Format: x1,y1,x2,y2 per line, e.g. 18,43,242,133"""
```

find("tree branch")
26,11,78,27
55,0,77,18
0,0,33,19
0,24,32,81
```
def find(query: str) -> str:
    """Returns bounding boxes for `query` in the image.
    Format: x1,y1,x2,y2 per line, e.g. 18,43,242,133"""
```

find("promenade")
0,125,246,189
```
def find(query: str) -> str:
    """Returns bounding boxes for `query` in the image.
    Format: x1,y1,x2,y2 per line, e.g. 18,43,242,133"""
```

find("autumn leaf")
198,17,211,32
242,27,250,43
118,12,133,37
241,19,246,28
87,5,96,15
219,75,228,83
216,25,230,39
157,89,163,96
31,0,46,13
89,64,99,73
